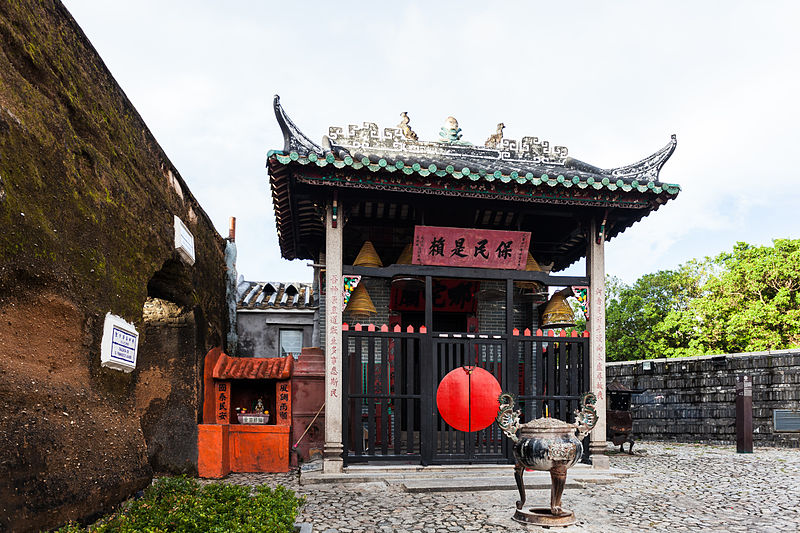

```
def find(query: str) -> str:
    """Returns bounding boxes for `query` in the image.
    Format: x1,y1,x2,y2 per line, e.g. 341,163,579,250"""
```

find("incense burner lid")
518,417,577,438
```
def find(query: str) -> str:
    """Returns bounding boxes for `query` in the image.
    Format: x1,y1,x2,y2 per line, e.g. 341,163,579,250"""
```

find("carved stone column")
587,217,609,469
323,201,344,473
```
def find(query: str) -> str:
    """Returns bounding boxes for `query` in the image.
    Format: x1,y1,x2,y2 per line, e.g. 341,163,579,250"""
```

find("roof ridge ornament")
439,116,470,145
609,134,677,182
271,98,676,183
563,135,677,183
326,117,569,164
397,112,418,141
273,95,324,155
485,123,505,148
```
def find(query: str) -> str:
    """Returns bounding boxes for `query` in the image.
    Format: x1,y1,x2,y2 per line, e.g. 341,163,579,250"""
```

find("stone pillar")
587,217,609,469
323,202,344,473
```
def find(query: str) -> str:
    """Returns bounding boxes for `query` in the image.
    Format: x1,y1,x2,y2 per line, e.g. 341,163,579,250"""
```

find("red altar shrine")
198,348,293,477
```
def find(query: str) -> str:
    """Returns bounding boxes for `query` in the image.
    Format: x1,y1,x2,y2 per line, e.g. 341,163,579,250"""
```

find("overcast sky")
62,1,800,284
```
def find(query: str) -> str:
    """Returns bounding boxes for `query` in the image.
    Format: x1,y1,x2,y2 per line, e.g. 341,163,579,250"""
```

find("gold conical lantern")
541,287,576,328
345,283,377,316
395,243,413,265
353,241,383,268
392,243,424,286
525,252,541,272
516,252,546,293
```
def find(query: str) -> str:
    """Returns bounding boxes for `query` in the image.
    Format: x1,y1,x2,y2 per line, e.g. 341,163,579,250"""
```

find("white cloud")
62,0,800,283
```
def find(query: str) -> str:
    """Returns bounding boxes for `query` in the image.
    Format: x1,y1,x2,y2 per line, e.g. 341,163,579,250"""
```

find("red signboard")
215,381,230,424
412,226,530,270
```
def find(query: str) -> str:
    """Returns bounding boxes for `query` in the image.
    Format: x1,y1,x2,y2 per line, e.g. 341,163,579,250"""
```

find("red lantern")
436,366,501,432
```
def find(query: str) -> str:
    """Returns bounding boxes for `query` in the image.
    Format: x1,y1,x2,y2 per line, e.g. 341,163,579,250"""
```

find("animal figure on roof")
485,122,505,148
397,111,418,141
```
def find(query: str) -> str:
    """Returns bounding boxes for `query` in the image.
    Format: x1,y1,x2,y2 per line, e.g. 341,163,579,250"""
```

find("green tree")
605,264,704,361
693,239,800,353
605,239,800,361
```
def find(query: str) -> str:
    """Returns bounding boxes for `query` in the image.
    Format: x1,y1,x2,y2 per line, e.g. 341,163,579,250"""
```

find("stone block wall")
607,350,800,447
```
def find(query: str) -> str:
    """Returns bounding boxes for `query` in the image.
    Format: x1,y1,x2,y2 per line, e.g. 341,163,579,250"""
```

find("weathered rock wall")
0,1,228,531
137,298,203,474
607,350,800,447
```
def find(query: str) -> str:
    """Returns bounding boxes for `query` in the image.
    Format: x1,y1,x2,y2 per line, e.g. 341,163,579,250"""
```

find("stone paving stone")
216,442,800,533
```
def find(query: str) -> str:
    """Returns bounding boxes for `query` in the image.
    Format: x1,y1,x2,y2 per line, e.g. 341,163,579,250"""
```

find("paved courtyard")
223,442,800,533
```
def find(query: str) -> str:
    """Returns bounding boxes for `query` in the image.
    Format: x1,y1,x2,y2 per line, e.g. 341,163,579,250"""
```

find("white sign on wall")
174,215,195,265
100,313,139,372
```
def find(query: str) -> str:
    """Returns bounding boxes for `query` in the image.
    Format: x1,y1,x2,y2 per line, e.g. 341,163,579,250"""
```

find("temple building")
267,96,680,472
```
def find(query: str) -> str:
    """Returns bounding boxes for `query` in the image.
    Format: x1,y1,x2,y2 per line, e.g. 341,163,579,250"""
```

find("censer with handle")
496,392,598,526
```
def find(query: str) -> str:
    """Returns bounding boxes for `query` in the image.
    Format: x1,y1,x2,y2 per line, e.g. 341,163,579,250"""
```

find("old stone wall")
0,2,228,531
137,298,202,474
607,350,800,447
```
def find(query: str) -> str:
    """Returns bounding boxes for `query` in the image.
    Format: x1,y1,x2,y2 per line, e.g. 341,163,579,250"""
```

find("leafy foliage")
605,264,705,361
693,240,800,354
54,476,304,533
606,239,800,360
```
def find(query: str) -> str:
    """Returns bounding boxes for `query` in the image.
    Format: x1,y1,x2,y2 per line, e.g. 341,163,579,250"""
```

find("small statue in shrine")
254,398,265,414
397,112,418,141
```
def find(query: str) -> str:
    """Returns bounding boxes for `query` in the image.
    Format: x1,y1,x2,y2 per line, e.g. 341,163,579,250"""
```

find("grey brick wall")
342,276,391,328
607,350,800,447
477,280,506,334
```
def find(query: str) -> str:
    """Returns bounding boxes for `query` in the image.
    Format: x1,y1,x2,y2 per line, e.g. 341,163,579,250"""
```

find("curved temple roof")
267,96,681,262
270,95,679,195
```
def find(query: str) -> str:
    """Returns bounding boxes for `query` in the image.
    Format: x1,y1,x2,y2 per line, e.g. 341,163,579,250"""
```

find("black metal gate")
342,326,589,466
431,335,508,463
342,325,424,463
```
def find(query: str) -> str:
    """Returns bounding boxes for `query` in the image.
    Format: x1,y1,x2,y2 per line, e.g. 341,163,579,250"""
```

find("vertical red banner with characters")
276,381,291,426
215,381,230,424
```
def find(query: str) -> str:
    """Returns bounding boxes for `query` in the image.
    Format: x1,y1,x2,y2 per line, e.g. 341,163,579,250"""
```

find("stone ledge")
299,463,633,488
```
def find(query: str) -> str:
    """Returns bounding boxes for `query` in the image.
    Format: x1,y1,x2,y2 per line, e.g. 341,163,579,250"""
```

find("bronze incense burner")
497,392,598,527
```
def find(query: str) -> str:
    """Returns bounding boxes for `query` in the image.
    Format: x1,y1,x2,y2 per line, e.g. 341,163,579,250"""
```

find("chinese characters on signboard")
327,271,342,399
278,382,291,423
592,284,605,400
412,226,530,270
216,381,230,423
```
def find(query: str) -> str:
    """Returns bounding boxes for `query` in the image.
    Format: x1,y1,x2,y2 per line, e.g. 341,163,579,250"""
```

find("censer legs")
549,464,568,515
513,462,526,510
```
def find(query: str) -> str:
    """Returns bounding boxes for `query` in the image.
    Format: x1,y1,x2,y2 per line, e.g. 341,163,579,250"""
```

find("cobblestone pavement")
221,442,800,533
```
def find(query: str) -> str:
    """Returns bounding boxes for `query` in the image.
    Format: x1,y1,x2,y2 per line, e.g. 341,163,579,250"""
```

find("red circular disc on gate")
436,366,501,432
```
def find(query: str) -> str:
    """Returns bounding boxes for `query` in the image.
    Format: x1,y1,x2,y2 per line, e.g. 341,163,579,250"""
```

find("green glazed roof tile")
270,152,682,198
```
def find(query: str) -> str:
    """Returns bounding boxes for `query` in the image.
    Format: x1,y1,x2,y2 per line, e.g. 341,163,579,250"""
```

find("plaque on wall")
100,313,139,373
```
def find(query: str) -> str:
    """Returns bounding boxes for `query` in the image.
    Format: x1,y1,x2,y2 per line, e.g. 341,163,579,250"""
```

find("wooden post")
736,375,753,453
324,200,344,473
587,218,609,468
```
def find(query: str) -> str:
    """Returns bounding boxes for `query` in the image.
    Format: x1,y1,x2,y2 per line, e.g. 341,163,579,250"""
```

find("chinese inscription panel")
412,226,530,270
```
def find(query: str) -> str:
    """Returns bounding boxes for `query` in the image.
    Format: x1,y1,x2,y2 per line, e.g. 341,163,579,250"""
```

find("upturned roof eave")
267,151,682,196
266,95,681,262
269,94,681,193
